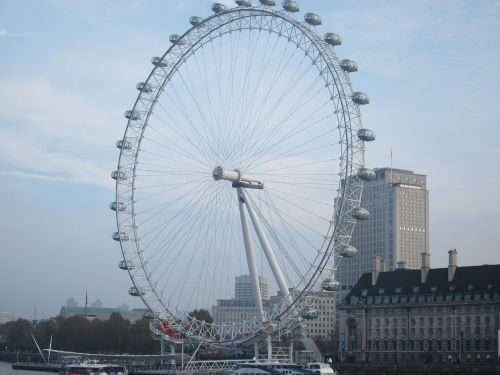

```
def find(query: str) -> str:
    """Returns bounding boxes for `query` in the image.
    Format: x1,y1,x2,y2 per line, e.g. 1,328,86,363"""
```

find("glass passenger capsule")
109,201,126,212
116,139,132,150
212,3,228,13
151,56,168,67
357,128,376,141
124,110,141,121
282,0,299,12
301,307,319,320
321,278,340,292
304,13,322,26
351,207,370,220
259,0,275,5
340,59,358,73
352,92,370,105
169,34,181,44
338,245,357,258
189,16,203,26
235,0,252,6
118,260,130,270
112,232,129,241
357,167,376,181
111,170,127,181
128,286,143,297
136,82,153,93
324,33,341,46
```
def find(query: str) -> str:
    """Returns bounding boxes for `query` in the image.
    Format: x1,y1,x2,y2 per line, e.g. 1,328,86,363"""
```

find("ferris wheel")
111,0,376,346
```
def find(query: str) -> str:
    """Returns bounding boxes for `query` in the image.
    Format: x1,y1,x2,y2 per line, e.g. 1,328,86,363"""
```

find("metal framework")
112,2,373,347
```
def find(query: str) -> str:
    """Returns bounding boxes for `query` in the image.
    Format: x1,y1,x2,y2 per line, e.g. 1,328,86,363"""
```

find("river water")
0,361,53,375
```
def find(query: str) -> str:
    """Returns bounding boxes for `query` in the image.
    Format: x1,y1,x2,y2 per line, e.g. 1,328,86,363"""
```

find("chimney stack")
421,252,430,283
372,256,381,286
380,258,386,272
397,261,406,270
448,249,458,282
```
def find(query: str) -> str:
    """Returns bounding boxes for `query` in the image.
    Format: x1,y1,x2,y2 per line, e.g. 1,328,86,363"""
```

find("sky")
0,0,499,320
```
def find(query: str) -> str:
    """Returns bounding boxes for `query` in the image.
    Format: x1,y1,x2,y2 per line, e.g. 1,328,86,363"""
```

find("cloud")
0,127,112,188
0,27,34,38
0,80,118,145
0,170,70,183
0,80,120,188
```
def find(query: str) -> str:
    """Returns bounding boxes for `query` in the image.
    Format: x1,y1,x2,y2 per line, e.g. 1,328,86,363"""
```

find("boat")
234,361,314,375
305,363,337,375
59,361,126,375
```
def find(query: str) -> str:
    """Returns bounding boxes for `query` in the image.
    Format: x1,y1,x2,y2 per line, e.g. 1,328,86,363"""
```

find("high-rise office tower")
235,275,269,300
338,168,429,297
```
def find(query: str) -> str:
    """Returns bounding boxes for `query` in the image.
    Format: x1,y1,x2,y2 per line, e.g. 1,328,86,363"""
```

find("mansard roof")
345,264,500,303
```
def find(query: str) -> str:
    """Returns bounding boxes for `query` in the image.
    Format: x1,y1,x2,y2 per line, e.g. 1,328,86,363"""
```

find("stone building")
59,306,147,322
270,290,336,340
300,292,336,340
337,250,500,364
213,275,269,325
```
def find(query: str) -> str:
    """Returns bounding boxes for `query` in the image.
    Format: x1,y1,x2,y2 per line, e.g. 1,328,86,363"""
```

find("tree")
33,319,57,348
128,318,159,354
6,319,33,350
102,313,131,353
189,309,213,324
87,318,106,352
56,315,90,351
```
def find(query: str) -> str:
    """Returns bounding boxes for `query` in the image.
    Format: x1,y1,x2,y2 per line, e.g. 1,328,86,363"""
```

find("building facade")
213,277,335,340
213,275,269,325
235,275,269,300
338,168,429,300
301,292,336,340
337,250,500,364
59,306,147,322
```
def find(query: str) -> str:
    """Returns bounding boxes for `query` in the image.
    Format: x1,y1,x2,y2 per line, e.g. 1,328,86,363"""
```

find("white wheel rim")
114,6,366,345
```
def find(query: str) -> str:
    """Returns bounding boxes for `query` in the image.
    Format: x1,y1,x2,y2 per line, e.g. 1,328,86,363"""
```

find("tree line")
0,313,159,354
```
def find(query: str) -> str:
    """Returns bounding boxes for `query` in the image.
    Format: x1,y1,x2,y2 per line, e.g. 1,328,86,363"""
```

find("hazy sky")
0,0,499,320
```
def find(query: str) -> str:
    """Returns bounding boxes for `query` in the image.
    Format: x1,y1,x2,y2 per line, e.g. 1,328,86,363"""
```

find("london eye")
111,0,375,347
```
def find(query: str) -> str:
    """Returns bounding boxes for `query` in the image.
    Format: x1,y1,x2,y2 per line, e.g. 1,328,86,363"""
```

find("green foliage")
189,309,213,324
0,315,159,354
6,319,33,350
128,318,158,354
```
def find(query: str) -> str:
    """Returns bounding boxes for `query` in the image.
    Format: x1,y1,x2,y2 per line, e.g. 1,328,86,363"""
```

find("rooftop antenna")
390,147,393,185
84,291,88,319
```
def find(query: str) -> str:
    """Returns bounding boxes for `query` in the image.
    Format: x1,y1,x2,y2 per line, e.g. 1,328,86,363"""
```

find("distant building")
300,292,336,340
0,309,16,325
212,298,270,325
213,275,269,325
213,276,335,341
235,275,269,300
338,168,429,302
338,250,500,364
59,306,147,322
